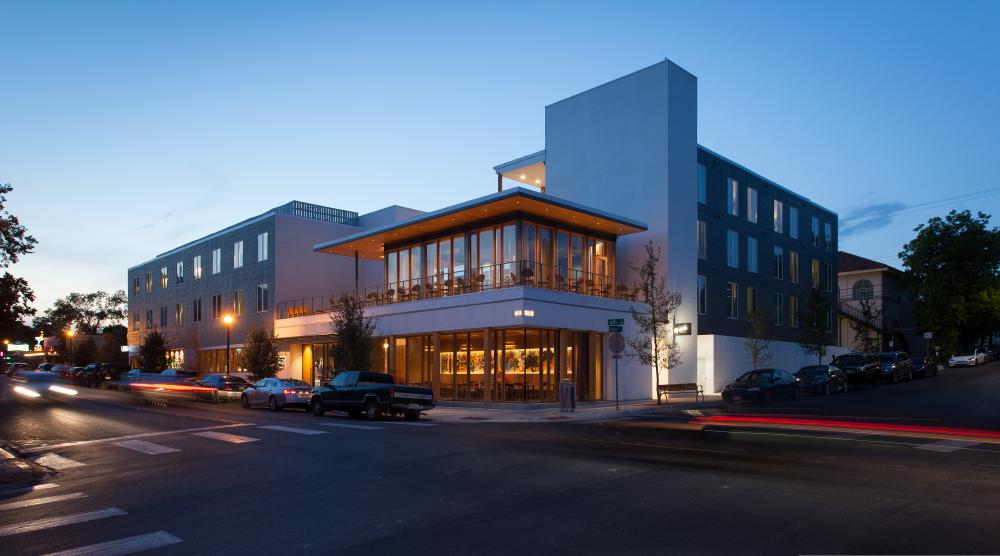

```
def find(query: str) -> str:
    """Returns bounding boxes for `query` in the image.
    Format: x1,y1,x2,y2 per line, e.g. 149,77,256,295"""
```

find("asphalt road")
0,364,999,555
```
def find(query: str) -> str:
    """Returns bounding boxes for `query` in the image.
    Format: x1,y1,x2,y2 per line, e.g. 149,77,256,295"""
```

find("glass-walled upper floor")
376,217,620,304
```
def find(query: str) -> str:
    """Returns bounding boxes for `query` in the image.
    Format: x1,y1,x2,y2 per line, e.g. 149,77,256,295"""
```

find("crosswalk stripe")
191,431,260,443
42,530,183,556
34,454,86,470
258,425,328,435
0,492,87,511
0,507,126,537
315,422,383,430
0,483,59,497
916,439,980,452
113,440,180,455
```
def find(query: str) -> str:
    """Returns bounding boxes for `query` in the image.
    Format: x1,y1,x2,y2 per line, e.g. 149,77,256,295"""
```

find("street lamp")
223,314,234,374
65,329,76,361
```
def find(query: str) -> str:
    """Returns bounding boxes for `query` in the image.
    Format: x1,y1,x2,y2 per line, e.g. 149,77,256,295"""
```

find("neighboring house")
837,251,923,356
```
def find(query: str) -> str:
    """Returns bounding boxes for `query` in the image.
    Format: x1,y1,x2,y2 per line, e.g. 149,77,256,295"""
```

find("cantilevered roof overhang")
314,187,647,260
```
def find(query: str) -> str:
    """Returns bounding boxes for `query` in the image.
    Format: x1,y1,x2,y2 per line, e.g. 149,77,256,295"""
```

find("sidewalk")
426,395,723,423
0,442,37,485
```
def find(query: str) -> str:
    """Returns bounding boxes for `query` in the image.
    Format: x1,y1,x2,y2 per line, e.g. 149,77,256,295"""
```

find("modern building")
837,251,923,356
271,59,843,399
126,201,422,371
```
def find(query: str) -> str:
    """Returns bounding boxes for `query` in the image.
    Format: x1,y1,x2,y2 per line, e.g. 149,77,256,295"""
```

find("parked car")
910,357,940,378
831,353,881,387
875,351,912,383
241,377,313,411
949,350,985,367
160,369,198,380
75,364,103,388
10,370,78,401
722,369,800,404
194,374,251,403
35,363,56,372
309,370,435,420
5,362,30,376
794,365,848,395
100,364,132,386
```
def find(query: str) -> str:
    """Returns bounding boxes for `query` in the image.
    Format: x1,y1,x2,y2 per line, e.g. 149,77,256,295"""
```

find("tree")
745,305,773,369
799,289,833,364
849,297,883,353
899,210,1000,356
138,330,171,371
71,337,97,366
626,242,683,403
99,325,128,364
330,293,377,371
34,290,127,336
0,184,38,341
242,326,282,381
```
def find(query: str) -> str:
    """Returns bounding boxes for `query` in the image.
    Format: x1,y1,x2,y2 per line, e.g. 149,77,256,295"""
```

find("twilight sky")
2,0,998,316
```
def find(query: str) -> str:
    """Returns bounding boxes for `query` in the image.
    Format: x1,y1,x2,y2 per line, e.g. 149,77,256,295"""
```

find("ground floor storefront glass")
376,328,602,403
196,348,243,373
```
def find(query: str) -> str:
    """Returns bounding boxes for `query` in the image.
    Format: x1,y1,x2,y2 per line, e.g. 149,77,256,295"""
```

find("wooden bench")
657,383,704,403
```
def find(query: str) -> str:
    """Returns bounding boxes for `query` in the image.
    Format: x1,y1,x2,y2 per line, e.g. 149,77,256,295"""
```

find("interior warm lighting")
534,179,540,184
383,340,389,349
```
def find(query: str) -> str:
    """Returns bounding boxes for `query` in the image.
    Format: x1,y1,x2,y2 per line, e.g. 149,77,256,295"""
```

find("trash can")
558,379,577,412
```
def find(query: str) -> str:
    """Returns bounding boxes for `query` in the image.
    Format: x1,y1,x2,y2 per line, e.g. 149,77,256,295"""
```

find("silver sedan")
240,377,313,411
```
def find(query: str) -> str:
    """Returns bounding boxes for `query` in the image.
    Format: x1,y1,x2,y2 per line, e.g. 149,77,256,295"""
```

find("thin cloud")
839,201,905,237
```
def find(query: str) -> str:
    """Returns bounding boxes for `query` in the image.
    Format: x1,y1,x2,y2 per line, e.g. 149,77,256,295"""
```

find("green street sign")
608,318,624,326
608,325,624,333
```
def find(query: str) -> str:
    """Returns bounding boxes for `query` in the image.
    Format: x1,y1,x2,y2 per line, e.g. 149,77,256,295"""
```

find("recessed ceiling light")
535,179,540,184
520,174,526,180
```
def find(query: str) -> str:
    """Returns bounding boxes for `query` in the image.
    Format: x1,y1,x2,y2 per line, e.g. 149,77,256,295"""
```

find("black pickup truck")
309,370,434,421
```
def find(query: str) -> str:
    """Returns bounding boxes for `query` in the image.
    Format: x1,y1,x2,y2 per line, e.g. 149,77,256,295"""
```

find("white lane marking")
42,530,183,556
34,453,86,470
18,423,255,455
684,409,705,417
916,439,980,452
380,421,437,427
0,492,87,511
0,507,126,537
191,431,260,443
258,425,328,435
113,440,180,455
316,422,383,430
0,483,59,497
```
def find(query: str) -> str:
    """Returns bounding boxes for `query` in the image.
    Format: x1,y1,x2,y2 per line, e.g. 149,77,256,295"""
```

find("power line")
840,187,1000,225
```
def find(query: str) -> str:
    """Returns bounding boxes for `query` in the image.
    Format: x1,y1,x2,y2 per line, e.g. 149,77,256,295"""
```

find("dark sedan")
831,353,881,387
794,365,848,395
911,357,940,378
194,374,251,403
722,369,800,403
875,351,912,383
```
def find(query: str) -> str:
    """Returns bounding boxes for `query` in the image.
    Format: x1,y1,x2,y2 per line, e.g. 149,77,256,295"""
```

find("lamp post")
223,314,234,374
65,329,76,363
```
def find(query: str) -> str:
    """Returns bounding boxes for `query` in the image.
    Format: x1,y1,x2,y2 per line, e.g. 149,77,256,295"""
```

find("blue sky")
2,0,998,315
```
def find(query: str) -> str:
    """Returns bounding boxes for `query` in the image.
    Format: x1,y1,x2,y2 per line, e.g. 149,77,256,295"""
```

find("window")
852,279,874,300
132,313,140,332
726,230,739,268
212,248,222,275
212,294,222,319
133,277,140,296
727,282,739,319
773,200,784,233
812,217,820,247
145,271,152,293
747,188,758,223
746,286,758,319
175,303,184,325
176,261,184,284
146,309,153,329
824,222,832,252
257,283,269,312
257,232,269,262
698,275,707,314
697,220,707,260
789,296,799,328
160,267,168,289
790,207,799,239
233,289,244,316
160,306,167,327
826,306,833,332
233,240,244,269
727,178,739,216
789,251,799,283
773,293,784,326
812,259,821,289
746,236,758,273
193,255,203,280
698,164,707,204
824,263,833,292
773,246,784,279
193,299,202,322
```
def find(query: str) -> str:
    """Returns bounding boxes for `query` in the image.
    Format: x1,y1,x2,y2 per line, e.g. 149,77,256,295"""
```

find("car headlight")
13,385,41,398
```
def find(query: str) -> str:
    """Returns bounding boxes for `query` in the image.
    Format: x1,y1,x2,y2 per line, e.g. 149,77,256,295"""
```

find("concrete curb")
0,444,35,485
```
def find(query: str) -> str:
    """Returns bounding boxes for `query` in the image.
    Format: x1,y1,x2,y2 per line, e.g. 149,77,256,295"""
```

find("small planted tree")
330,293,377,371
242,326,281,381
799,289,833,364
849,297,883,353
745,306,773,369
626,242,683,403
138,330,170,371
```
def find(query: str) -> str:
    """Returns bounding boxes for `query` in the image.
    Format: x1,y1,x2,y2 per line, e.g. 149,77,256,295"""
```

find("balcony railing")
276,260,638,319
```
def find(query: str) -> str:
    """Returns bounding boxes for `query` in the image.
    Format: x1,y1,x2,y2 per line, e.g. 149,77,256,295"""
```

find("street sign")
7,343,29,352
609,332,626,355
923,332,933,340
608,318,624,333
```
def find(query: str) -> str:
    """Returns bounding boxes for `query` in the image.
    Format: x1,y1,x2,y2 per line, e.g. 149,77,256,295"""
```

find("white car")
949,350,985,367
